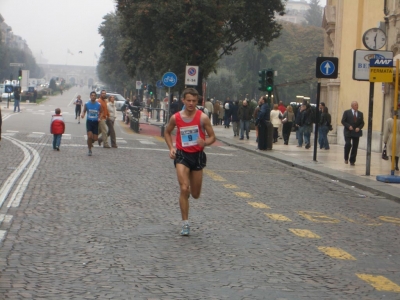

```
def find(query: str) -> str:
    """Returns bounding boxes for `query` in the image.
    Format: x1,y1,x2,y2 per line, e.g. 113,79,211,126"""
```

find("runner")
164,88,216,236
74,95,83,124
81,91,102,156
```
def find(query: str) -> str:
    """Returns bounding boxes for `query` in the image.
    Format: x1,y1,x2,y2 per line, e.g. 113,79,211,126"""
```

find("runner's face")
90,93,96,101
101,91,107,100
183,94,198,111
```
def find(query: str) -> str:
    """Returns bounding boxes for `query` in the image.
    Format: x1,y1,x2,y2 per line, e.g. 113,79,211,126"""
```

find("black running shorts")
86,120,99,135
174,150,207,171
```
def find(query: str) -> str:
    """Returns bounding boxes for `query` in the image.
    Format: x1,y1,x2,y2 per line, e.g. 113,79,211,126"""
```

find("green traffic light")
266,86,272,92
18,76,22,80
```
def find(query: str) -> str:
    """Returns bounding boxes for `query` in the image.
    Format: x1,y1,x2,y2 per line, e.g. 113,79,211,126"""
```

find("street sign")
185,65,199,86
136,81,142,89
9,63,24,67
162,72,177,88
369,58,393,82
353,50,393,81
156,80,163,88
4,85,13,93
316,57,338,78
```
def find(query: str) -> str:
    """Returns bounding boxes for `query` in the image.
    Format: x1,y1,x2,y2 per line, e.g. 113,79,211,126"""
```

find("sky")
0,0,116,66
0,0,326,67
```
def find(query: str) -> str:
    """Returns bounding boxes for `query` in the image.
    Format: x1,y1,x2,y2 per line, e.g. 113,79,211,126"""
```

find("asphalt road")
0,86,400,299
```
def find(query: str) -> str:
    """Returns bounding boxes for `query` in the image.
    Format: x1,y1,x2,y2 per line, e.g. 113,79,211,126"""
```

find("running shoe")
87,150,92,156
180,224,190,236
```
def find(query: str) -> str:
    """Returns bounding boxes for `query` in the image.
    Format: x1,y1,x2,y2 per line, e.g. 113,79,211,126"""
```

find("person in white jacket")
270,104,282,143
107,95,118,148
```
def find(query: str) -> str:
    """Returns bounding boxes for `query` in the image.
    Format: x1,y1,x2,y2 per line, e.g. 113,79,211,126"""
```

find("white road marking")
0,138,32,208
7,140,41,208
139,141,155,145
2,133,16,136
68,93,78,107
32,132,45,134
6,130,19,132
0,230,6,242
33,113,45,115
62,134,71,140
0,214,13,223
219,146,238,151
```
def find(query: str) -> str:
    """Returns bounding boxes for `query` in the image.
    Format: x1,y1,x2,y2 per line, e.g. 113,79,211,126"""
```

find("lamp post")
296,95,304,104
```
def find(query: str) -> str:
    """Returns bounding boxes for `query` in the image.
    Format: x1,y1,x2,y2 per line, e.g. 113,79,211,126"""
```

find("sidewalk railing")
144,107,167,123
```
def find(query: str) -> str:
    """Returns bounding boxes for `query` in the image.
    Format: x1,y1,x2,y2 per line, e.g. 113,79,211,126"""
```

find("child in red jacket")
50,108,65,151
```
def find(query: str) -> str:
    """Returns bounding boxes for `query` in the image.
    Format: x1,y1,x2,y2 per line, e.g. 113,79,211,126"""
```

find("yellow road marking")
356,274,400,292
153,136,165,142
223,184,238,189
248,202,270,209
378,216,400,225
265,213,291,221
298,211,340,223
317,247,356,260
218,170,249,173
334,213,381,226
289,229,320,238
203,169,226,181
234,192,252,198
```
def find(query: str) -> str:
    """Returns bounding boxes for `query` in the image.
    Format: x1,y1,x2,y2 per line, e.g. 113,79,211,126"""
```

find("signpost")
185,66,199,86
4,85,13,108
314,57,339,161
352,50,393,175
162,72,177,127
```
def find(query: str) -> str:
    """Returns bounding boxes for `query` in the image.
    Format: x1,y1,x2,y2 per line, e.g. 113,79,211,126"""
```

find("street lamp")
296,95,304,104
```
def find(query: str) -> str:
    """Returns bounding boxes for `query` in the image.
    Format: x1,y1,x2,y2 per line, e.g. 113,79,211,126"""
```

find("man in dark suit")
341,101,364,165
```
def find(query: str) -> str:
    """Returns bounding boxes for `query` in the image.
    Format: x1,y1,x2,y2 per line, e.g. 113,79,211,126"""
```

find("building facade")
275,0,310,25
321,0,386,152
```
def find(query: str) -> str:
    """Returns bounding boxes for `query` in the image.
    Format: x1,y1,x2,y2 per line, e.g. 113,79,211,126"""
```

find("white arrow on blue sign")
320,60,335,76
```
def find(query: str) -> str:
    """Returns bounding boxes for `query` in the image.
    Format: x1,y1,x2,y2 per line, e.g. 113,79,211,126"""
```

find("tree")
116,0,285,94
305,0,323,27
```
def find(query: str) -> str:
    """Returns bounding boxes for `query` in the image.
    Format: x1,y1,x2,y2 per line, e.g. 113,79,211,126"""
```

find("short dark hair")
55,108,61,114
262,96,268,103
183,88,199,100
320,102,325,106
90,91,96,96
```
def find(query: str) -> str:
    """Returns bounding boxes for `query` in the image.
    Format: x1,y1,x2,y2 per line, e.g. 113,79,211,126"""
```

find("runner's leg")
176,164,191,220
189,170,203,199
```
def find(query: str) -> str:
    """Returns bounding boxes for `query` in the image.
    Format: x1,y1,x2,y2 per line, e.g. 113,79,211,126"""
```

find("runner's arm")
165,115,177,158
81,104,87,118
198,113,216,148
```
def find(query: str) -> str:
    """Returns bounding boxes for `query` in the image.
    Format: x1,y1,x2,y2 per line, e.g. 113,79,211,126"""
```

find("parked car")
95,92,127,111
1,92,14,101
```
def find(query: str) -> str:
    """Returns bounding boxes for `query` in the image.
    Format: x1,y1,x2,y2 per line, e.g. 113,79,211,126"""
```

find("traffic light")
143,83,148,90
266,69,274,92
148,84,154,95
258,70,266,91
18,69,22,80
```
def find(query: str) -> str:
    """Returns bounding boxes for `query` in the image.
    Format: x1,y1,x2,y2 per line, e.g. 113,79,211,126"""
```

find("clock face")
362,28,387,50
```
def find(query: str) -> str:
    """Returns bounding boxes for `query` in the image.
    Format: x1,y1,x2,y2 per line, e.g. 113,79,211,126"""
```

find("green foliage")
49,78,57,90
305,0,323,27
116,0,285,92
206,22,324,103
0,39,44,81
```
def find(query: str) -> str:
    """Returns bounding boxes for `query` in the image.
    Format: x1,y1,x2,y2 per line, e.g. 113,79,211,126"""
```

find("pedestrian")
218,101,224,125
74,95,83,124
156,99,161,121
282,105,295,145
253,98,262,145
204,98,214,119
257,96,271,150
223,97,232,128
319,106,331,150
97,90,111,148
81,91,103,156
33,89,37,102
383,110,400,171
341,101,364,165
238,100,252,140
107,95,118,148
296,103,313,149
318,102,326,148
270,104,282,143
231,101,240,137
164,88,216,236
50,108,65,151
278,100,286,138
170,97,179,119
13,87,21,113
213,100,220,125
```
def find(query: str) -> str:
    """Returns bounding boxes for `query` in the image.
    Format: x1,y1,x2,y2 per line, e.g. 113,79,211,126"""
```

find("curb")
217,137,400,203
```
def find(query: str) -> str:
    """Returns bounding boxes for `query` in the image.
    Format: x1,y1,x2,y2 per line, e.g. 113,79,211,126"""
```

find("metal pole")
166,87,171,123
391,59,399,175
313,81,321,161
366,82,374,176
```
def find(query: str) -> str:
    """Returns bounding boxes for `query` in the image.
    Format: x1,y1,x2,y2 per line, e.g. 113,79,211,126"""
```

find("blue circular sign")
320,61,335,76
162,72,177,88
156,80,164,89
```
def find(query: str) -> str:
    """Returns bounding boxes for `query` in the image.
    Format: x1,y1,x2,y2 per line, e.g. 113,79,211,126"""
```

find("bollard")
161,125,165,137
